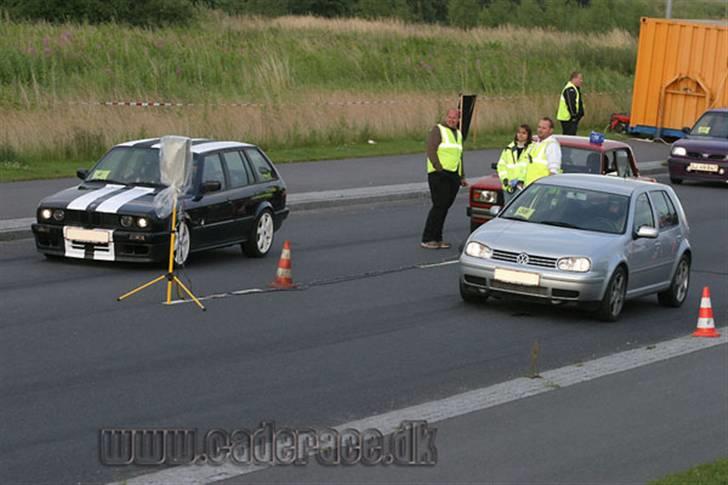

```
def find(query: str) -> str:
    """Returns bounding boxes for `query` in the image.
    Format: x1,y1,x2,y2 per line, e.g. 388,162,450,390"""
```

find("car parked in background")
32,138,289,264
467,136,647,232
668,108,728,185
460,174,691,321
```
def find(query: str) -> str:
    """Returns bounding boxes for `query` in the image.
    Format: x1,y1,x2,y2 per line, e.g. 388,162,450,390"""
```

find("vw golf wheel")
658,255,690,307
596,266,627,322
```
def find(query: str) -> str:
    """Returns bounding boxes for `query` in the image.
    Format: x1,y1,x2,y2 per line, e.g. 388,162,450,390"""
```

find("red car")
467,136,645,231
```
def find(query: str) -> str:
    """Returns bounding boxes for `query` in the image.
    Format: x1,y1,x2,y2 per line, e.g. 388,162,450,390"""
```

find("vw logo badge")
516,253,530,265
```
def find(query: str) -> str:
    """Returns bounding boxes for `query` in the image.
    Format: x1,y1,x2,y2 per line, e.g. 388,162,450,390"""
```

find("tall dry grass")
0,13,634,171
0,91,627,159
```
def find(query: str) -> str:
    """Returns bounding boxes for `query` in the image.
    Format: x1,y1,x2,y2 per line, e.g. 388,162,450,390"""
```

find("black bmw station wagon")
32,138,289,264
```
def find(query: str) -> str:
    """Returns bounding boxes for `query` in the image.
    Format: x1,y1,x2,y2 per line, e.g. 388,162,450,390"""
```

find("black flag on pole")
458,94,477,141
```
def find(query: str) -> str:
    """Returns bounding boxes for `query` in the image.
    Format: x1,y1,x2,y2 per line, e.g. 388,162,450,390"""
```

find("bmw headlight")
557,257,591,273
671,146,687,157
52,209,65,221
472,189,498,204
136,217,150,229
120,215,133,228
464,241,493,259
40,208,52,220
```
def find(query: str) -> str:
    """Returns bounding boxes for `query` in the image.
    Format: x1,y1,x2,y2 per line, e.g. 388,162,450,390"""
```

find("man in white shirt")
525,117,562,186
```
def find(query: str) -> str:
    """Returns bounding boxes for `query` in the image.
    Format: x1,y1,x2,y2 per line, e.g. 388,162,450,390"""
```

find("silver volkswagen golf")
459,174,691,321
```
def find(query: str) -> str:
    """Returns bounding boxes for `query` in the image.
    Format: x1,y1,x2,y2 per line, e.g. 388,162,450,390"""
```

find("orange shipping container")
629,17,728,138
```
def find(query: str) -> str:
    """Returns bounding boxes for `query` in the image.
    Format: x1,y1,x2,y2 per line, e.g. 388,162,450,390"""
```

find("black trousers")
422,170,461,243
561,120,579,135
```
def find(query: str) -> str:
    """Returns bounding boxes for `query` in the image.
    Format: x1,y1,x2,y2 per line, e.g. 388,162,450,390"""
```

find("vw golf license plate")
493,268,540,286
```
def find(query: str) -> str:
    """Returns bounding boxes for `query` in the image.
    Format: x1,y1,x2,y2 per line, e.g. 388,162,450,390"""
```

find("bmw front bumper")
32,223,170,263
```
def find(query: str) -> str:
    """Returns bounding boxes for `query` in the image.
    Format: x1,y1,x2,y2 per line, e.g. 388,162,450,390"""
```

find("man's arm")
547,142,562,174
577,87,584,119
426,126,443,171
565,87,578,120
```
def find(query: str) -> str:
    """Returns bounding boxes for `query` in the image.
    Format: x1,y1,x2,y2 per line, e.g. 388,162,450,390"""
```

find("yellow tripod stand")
117,199,206,311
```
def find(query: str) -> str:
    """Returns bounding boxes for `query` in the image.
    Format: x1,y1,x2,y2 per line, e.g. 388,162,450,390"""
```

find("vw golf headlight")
472,189,498,204
671,146,687,157
557,257,591,273
464,241,493,259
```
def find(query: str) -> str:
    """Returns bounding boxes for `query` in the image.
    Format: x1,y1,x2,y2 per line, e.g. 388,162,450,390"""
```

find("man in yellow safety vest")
556,71,584,135
421,108,468,249
524,117,562,186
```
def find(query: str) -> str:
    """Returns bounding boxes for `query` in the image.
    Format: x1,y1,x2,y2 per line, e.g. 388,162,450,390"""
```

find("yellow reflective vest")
557,81,580,122
497,142,531,190
524,137,559,186
427,124,463,175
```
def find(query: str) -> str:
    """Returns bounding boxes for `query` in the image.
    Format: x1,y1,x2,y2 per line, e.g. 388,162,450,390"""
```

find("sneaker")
420,241,440,249
438,241,451,249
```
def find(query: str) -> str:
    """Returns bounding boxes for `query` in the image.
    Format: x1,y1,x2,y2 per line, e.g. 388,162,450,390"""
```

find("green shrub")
0,0,197,26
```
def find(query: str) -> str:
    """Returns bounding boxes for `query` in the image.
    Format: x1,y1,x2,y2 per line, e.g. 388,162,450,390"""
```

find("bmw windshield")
501,184,629,234
86,147,164,186
690,111,728,139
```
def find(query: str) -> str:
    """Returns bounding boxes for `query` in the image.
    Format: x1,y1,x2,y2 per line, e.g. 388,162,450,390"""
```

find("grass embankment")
0,14,635,182
649,457,728,485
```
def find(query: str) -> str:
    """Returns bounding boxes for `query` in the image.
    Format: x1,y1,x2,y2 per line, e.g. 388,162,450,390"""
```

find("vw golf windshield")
501,184,629,235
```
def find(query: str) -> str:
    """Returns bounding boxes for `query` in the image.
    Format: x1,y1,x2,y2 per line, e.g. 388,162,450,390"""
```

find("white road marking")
417,259,459,268
110,329,727,485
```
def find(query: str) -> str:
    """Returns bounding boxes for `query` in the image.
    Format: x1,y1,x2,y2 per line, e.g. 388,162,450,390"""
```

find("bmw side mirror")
635,225,658,239
76,169,88,180
491,162,498,170
200,180,222,194
489,205,502,216
681,127,691,134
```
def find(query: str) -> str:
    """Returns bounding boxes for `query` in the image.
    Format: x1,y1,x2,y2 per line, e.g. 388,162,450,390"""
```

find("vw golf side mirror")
489,205,502,216
635,225,658,239
76,169,88,180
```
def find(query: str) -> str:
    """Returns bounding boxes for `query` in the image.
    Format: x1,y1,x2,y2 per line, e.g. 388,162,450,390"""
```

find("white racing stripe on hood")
95,186,156,214
66,184,125,211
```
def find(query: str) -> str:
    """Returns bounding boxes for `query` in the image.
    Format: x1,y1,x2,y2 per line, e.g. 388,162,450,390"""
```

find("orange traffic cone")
693,287,720,338
270,240,296,289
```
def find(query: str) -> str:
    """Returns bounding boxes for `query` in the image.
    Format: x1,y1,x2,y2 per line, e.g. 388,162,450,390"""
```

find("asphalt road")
0,139,670,219
0,175,725,484
225,345,728,484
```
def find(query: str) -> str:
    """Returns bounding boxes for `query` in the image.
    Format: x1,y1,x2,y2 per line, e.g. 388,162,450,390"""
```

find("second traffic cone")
693,286,720,338
270,240,296,289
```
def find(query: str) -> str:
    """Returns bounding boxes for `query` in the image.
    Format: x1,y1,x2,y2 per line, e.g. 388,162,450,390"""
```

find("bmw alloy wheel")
256,212,274,254
174,220,190,265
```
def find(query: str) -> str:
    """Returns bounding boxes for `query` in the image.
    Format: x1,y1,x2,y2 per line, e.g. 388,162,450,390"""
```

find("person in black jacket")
556,72,584,135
